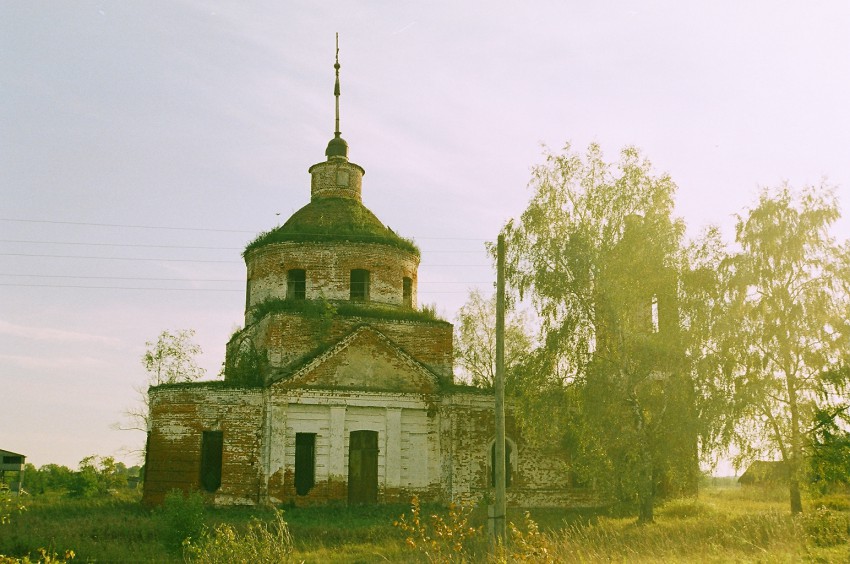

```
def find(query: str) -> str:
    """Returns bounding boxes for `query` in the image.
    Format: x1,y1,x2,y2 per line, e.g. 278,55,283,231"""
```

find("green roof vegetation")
249,297,449,327
149,380,255,391
243,197,419,257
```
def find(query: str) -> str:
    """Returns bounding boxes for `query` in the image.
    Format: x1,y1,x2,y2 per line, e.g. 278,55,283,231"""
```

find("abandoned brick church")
142,52,589,508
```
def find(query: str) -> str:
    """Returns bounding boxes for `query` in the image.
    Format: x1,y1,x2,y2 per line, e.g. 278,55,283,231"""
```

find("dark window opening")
2,456,23,465
350,269,370,301
403,277,413,307
200,431,223,492
245,279,252,310
295,433,316,496
287,269,306,300
490,441,512,488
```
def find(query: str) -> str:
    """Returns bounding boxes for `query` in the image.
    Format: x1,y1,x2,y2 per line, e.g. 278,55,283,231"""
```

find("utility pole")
492,233,507,542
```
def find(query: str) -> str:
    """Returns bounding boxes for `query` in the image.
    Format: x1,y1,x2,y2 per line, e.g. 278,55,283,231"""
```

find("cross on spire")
334,32,341,137
325,32,349,160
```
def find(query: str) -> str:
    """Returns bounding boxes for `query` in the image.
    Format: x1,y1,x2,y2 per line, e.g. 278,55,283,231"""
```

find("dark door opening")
200,430,223,492
348,430,378,504
295,433,316,496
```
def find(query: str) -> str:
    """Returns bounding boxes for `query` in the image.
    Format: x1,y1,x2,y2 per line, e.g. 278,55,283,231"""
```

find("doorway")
348,430,378,504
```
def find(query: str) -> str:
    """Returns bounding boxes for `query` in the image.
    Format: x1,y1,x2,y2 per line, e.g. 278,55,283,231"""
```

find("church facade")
142,55,591,509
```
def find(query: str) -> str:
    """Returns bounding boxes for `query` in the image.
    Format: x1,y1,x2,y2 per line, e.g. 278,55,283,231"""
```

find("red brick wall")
245,241,419,319
228,312,453,383
142,386,264,506
443,392,598,507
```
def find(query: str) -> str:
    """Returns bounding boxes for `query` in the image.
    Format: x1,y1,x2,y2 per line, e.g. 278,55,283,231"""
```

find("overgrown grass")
0,492,169,563
1,486,847,563
248,297,448,327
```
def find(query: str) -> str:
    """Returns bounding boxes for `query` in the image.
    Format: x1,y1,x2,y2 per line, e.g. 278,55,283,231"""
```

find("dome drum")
245,241,419,325
308,159,365,202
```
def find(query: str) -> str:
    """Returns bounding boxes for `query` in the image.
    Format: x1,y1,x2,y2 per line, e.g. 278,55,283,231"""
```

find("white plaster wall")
263,389,442,498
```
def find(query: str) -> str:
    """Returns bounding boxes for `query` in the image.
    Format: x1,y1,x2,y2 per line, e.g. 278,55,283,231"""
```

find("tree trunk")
637,440,655,524
789,477,802,515
788,373,803,515
638,489,655,524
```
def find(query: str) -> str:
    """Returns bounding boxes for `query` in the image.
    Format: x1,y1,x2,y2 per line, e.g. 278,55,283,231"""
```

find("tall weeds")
183,509,293,563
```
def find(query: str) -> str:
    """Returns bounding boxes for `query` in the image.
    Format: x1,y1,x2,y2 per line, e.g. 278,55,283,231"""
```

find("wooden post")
493,233,507,541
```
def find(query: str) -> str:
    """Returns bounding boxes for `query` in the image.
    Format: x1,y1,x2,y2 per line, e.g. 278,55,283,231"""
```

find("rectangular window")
350,269,370,301
287,269,306,300
294,433,316,496
403,277,412,307
200,431,223,492
2,456,23,465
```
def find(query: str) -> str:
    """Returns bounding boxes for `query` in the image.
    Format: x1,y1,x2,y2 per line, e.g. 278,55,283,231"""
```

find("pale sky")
1,1,848,469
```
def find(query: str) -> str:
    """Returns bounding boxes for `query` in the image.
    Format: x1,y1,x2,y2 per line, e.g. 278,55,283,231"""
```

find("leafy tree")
67,455,127,497
727,185,850,514
143,329,206,386
37,463,74,493
117,329,206,447
500,144,712,523
808,407,850,494
453,288,533,389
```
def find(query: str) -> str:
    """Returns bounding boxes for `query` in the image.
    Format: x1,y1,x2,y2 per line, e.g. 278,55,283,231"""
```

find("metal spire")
334,32,341,138
324,33,349,159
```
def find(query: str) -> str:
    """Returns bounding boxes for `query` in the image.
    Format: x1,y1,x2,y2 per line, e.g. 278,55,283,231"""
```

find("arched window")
287,269,306,300
490,440,512,488
350,269,370,301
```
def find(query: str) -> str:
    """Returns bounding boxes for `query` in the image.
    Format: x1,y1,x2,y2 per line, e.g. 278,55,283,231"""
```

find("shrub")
394,496,483,561
812,493,850,512
1,490,24,526
159,489,205,549
505,511,558,563
183,509,293,563
249,297,448,326
799,505,850,547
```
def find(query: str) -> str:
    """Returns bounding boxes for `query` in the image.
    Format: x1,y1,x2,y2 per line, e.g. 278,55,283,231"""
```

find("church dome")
243,197,419,257
325,134,349,159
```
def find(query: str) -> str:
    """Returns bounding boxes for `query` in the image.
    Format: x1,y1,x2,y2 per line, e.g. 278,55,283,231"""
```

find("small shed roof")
738,460,789,485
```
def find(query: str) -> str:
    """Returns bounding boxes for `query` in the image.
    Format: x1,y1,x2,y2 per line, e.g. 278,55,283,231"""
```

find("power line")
0,283,242,291
0,282,480,294
0,253,490,266
0,274,242,282
0,218,254,233
0,218,489,241
0,240,242,250
0,253,240,263
0,239,486,253
0,273,491,283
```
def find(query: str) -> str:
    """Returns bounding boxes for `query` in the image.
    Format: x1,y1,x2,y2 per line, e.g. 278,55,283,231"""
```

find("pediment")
273,325,439,393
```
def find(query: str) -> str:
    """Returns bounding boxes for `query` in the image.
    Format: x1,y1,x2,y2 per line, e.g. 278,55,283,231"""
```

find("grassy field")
1,485,848,563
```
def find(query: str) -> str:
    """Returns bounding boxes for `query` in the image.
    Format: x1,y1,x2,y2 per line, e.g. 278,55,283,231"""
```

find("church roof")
270,324,443,392
243,197,419,257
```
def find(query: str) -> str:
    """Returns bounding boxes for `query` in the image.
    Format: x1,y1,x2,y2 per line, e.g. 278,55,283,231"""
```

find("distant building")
142,49,591,508
738,461,790,486
0,449,26,494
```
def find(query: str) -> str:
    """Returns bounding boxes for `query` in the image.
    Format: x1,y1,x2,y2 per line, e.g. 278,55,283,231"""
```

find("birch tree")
728,185,850,514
